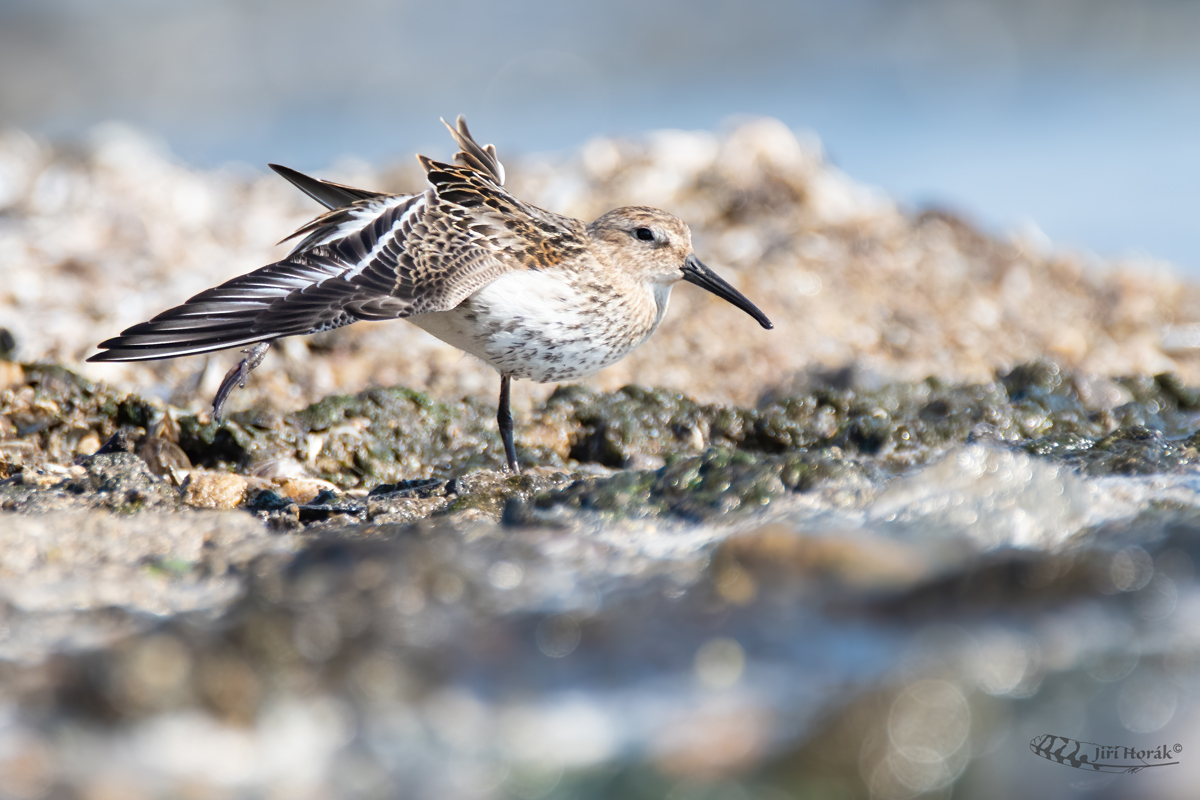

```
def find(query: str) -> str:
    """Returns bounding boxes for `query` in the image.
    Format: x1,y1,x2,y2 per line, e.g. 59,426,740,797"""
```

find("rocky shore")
1,120,1198,798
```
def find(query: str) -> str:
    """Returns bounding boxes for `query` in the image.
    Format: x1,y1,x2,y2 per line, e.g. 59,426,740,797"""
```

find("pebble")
274,477,337,504
183,471,247,509
0,360,23,389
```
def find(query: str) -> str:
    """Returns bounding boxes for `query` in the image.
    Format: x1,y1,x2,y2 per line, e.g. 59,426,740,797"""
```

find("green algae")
542,362,1200,478
174,387,506,483
292,387,502,484
520,448,877,523
541,372,1015,468
2,364,139,467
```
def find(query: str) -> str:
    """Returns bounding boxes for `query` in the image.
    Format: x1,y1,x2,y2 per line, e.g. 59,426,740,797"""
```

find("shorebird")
89,118,773,473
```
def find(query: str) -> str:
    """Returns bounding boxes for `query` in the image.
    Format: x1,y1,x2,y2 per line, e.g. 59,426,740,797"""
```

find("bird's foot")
211,342,271,421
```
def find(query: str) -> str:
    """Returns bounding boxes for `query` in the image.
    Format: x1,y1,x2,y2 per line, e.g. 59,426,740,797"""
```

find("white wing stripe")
340,194,426,282
304,194,414,250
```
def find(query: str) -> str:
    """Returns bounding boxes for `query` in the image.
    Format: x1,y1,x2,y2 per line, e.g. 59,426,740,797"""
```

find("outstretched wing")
88,117,585,364
89,192,427,361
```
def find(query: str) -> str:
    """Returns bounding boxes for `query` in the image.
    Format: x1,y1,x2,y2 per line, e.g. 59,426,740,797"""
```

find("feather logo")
1030,734,1181,773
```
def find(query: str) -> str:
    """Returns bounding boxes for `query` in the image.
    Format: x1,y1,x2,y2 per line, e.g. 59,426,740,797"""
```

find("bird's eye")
635,227,655,242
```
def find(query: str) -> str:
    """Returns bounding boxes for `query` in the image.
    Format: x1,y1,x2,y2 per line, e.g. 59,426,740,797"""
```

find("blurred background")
2,0,1198,273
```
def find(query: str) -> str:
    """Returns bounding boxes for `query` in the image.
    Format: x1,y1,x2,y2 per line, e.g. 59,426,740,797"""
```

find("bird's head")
587,207,773,330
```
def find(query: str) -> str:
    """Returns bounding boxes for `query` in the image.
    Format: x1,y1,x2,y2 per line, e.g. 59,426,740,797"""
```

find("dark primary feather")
268,164,385,210
88,118,585,364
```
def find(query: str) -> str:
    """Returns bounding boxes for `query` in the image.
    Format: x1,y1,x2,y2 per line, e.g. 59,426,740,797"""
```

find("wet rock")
366,478,450,524
295,488,366,523
1024,425,1199,476
175,414,258,470
368,478,446,498
28,451,185,513
5,360,1200,534
712,523,933,601
442,469,573,523
245,488,301,531
1,411,1199,799
545,384,725,467
519,449,878,523
94,429,137,455
0,509,294,662
291,387,502,482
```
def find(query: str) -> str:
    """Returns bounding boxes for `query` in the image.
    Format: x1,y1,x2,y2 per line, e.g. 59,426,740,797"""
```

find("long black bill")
681,254,773,330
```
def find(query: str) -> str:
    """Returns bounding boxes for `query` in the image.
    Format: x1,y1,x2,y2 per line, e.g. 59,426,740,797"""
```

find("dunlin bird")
89,118,773,472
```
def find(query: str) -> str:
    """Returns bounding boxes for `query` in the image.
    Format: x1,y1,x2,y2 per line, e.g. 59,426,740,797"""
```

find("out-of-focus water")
2,0,1199,273
7,440,1200,799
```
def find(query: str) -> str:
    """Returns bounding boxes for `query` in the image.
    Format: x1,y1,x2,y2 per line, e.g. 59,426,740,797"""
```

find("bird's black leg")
497,373,520,473
211,341,271,421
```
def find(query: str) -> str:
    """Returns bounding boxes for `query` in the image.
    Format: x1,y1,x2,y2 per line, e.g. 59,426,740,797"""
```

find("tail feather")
441,116,506,185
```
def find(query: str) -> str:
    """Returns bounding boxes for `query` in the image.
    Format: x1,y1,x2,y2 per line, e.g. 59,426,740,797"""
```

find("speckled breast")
407,270,669,382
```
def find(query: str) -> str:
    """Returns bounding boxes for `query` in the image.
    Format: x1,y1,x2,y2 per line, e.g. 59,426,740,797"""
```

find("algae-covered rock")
1,364,131,466
517,448,878,523
1,452,183,515
2,363,1200,800
537,362,1200,476
438,469,573,522
1025,425,1198,476
366,478,450,525
4,360,1200,530
292,387,504,483
542,384,737,467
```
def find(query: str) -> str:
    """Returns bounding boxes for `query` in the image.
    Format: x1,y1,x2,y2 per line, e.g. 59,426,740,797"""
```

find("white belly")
408,270,669,382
